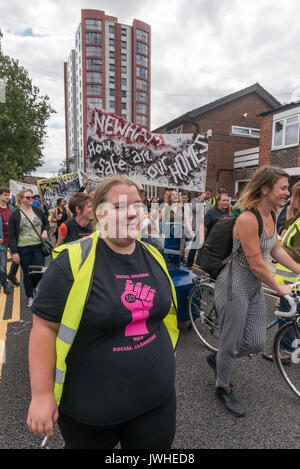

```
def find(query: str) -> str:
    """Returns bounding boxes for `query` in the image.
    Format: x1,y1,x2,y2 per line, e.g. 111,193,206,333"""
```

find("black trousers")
58,389,176,449
186,248,197,268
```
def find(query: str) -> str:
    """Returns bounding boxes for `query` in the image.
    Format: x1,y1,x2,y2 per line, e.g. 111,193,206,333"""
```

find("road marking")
0,263,21,379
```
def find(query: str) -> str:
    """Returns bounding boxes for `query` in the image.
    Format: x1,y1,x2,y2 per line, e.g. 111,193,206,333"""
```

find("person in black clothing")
56,192,94,246
8,189,50,307
51,198,72,241
204,192,230,237
27,175,179,449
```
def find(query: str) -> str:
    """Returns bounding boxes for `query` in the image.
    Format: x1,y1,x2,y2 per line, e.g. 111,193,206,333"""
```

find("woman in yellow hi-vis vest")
263,183,300,364
27,175,179,449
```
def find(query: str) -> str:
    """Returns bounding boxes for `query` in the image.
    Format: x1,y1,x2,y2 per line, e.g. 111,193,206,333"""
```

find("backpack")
196,208,275,280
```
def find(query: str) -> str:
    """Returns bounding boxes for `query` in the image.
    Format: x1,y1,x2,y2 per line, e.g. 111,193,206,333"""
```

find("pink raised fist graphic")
121,280,156,336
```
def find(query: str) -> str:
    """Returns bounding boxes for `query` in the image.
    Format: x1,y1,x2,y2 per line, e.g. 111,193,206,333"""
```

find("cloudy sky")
1,0,300,177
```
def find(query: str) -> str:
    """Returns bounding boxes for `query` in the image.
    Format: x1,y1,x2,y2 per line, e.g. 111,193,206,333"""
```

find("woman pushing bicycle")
209,166,300,417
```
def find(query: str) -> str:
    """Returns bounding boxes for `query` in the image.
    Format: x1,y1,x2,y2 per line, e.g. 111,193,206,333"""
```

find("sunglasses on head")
24,196,34,200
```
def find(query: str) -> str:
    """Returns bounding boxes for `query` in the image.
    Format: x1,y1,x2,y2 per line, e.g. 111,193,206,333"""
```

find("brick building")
153,83,280,197
259,101,300,187
64,9,151,172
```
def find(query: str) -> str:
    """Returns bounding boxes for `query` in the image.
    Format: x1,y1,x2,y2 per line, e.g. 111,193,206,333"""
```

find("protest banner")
86,108,208,191
37,172,81,209
9,179,38,197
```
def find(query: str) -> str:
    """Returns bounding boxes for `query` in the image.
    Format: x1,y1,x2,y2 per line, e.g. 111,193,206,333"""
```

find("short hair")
0,186,10,195
33,194,40,200
57,198,65,206
68,192,92,216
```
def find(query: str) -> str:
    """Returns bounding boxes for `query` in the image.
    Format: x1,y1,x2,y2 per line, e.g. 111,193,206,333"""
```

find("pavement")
0,255,299,450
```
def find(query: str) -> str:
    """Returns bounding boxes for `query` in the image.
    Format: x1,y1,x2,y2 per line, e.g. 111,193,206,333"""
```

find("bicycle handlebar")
274,295,297,318
274,281,300,318
28,265,47,275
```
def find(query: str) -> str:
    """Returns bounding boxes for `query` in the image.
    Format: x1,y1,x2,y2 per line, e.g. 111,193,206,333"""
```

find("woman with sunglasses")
8,190,49,307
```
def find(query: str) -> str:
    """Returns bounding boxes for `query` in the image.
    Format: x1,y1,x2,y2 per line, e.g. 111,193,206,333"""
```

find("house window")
86,71,102,83
86,58,102,71
136,115,148,126
86,32,102,44
273,114,300,148
86,84,102,95
136,66,148,79
87,97,103,108
109,25,115,34
85,19,101,31
136,29,149,42
136,91,148,102
136,42,148,54
86,46,102,57
231,126,260,138
136,78,148,91
136,54,148,67
136,103,147,114
235,179,251,196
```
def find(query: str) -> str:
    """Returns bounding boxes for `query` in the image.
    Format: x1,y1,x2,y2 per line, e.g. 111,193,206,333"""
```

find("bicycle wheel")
273,320,300,398
188,282,219,352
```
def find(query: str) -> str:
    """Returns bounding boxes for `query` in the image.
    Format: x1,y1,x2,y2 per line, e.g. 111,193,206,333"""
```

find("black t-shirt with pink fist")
32,238,175,425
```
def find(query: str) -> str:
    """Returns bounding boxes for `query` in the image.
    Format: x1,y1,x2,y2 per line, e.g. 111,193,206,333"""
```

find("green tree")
0,37,55,185
58,154,77,175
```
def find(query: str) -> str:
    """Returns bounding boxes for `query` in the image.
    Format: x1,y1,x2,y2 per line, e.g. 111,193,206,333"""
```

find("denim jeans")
0,243,19,287
18,244,45,298
278,295,299,354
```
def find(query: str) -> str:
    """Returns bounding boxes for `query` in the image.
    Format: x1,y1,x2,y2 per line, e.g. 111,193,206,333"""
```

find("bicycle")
188,276,300,397
272,292,300,398
188,274,218,352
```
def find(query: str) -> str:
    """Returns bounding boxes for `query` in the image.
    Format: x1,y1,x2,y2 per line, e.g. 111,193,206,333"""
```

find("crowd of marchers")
1,167,300,448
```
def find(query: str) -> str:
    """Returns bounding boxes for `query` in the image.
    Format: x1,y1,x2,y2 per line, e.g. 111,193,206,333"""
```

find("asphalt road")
0,276,299,450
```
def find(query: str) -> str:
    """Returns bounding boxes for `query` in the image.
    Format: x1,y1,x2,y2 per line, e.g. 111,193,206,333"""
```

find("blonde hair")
289,181,300,214
291,180,300,199
239,165,289,210
16,189,33,207
167,190,179,205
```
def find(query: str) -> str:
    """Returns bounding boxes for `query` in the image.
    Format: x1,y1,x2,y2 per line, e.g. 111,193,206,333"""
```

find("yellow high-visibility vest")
275,217,300,286
211,197,216,207
52,231,179,406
